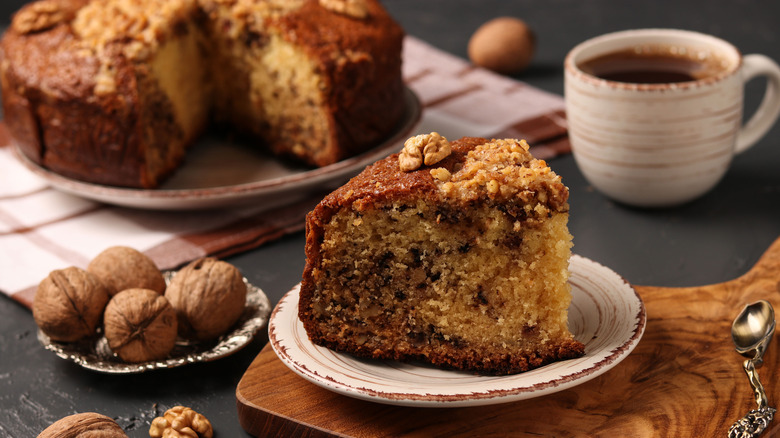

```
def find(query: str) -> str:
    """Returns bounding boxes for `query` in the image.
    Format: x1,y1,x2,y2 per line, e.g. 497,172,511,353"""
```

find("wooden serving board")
236,237,780,437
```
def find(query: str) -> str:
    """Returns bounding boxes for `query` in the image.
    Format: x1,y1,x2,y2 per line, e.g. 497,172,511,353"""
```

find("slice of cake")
299,133,585,375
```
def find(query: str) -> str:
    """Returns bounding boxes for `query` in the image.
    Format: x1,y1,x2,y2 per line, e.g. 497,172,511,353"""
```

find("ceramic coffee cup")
564,28,780,207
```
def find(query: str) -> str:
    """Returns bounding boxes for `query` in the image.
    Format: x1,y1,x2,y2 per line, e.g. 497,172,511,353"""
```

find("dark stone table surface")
1,1,779,436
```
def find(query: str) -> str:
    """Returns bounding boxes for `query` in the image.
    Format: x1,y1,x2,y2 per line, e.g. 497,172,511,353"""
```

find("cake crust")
300,136,584,375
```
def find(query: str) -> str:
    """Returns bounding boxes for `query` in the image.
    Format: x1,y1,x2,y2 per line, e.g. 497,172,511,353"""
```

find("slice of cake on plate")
299,133,585,375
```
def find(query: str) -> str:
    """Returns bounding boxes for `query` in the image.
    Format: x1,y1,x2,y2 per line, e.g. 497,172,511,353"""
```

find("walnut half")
399,132,452,172
149,406,213,438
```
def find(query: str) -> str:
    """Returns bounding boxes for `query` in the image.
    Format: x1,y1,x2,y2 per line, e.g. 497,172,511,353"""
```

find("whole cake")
299,133,585,375
0,0,405,188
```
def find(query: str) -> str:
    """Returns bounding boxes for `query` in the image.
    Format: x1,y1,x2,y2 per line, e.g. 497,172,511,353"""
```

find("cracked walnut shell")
87,246,166,296
165,258,247,341
149,406,213,438
37,412,127,438
33,267,110,342
103,288,178,363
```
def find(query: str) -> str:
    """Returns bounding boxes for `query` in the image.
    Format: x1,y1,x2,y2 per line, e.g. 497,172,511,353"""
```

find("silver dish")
37,272,271,374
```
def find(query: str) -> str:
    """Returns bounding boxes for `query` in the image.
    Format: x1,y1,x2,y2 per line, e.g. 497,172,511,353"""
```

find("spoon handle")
728,359,776,438
744,359,771,411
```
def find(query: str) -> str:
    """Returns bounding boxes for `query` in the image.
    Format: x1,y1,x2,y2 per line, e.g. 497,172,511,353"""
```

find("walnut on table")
37,412,127,438
149,406,213,438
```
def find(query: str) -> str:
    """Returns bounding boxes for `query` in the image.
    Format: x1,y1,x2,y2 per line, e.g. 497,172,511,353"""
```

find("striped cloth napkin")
0,36,569,308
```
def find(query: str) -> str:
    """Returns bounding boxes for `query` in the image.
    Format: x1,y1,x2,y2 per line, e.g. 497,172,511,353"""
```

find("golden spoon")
729,300,776,438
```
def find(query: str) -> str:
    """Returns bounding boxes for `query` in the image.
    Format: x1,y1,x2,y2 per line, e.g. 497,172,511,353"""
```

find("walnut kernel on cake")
299,136,584,375
399,132,452,171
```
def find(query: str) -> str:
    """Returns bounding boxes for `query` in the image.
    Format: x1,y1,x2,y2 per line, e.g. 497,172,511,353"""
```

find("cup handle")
735,54,780,154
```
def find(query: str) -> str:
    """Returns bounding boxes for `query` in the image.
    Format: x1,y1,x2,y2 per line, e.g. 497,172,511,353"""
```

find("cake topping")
73,0,199,61
435,138,568,214
12,1,72,34
203,0,306,29
429,167,452,182
318,0,368,19
399,132,452,172
71,0,200,95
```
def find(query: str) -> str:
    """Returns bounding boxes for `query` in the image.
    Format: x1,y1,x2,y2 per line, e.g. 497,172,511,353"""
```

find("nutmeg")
468,17,535,74
165,257,247,341
103,288,178,363
37,412,127,438
33,267,110,342
87,246,166,296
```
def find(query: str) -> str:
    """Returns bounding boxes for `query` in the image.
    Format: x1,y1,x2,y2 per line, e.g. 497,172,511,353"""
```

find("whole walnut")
87,246,166,296
468,17,536,74
165,258,247,341
33,267,109,342
103,288,178,363
37,412,127,438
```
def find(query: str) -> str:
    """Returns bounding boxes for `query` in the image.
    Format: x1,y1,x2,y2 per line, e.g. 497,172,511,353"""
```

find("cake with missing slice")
0,0,405,188
299,133,584,375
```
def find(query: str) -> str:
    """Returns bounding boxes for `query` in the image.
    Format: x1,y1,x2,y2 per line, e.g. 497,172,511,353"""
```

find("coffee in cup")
577,45,726,84
564,29,780,207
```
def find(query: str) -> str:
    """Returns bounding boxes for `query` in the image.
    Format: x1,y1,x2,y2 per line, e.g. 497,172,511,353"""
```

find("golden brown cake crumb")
300,136,584,375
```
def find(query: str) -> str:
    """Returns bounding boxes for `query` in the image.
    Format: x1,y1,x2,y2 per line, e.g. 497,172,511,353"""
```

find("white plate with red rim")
269,254,646,407
14,88,422,211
